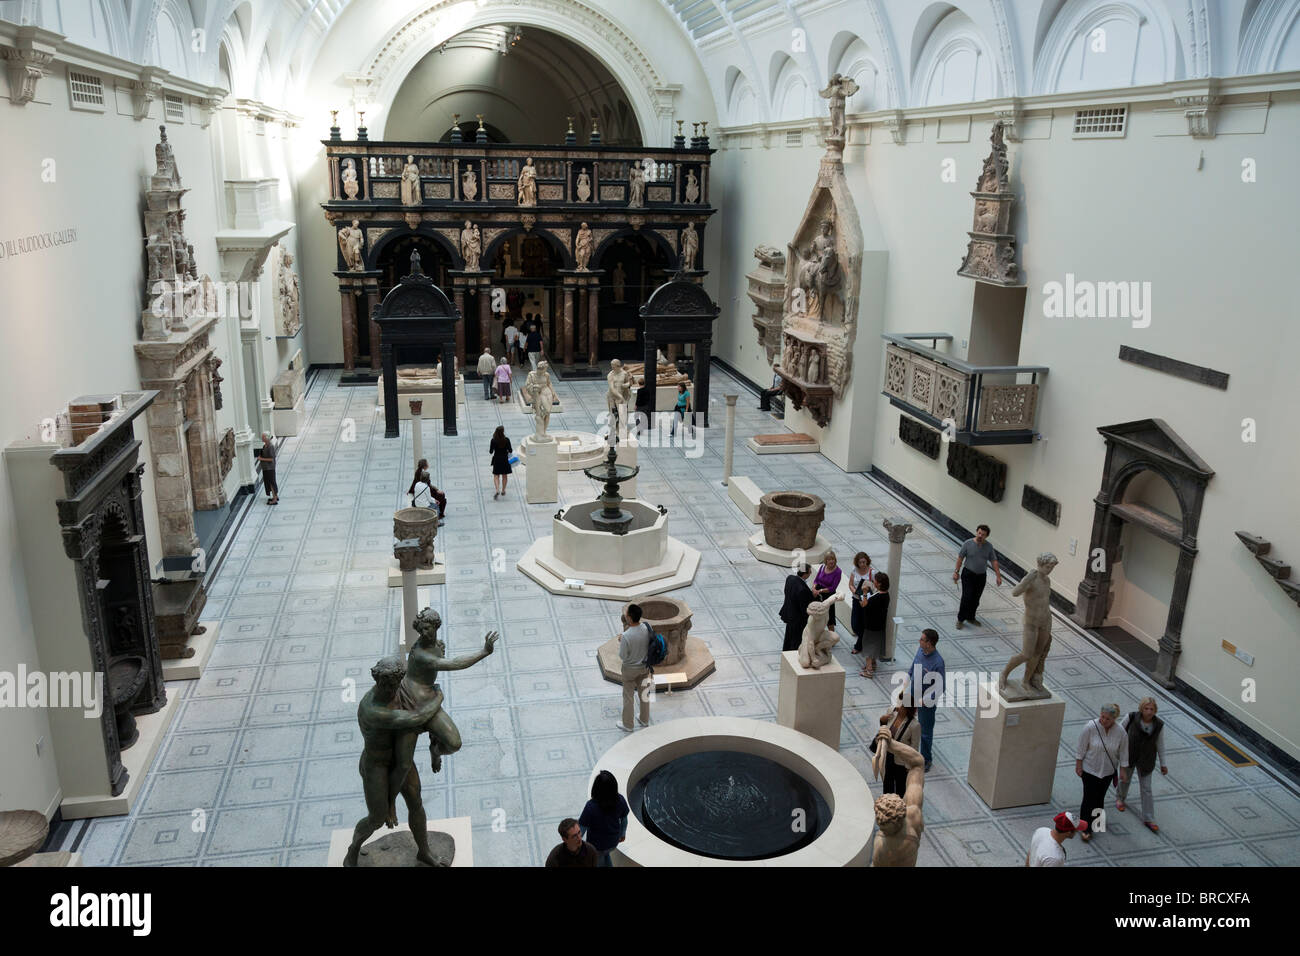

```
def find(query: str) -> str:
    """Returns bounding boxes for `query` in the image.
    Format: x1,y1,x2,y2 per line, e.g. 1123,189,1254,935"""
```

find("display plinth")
727,475,763,523
967,687,1066,809
327,818,473,867
776,651,845,749
746,435,821,455
596,635,715,690
160,621,220,681
747,531,832,567
271,394,306,436
386,555,446,587
525,438,558,504
60,690,180,819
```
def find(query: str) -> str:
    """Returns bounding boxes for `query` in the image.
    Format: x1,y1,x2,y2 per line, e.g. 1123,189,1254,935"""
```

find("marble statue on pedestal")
461,167,478,200
342,158,360,200
681,222,698,270
798,593,843,668
401,155,422,206
525,362,557,440
343,610,498,867
460,220,482,272
339,220,365,271
999,553,1059,700
628,162,645,208
606,359,632,423
575,222,594,271
871,728,924,867
576,168,591,202
517,157,537,206
685,169,699,204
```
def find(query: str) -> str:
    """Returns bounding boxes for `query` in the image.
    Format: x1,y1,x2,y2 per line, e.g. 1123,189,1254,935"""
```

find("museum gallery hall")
1,0,1298,880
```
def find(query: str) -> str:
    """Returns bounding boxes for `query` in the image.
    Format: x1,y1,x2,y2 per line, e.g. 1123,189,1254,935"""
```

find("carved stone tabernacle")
957,121,1021,286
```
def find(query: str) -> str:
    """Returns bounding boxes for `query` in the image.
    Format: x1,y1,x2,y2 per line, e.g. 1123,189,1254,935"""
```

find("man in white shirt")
616,603,652,732
1026,811,1087,866
504,322,520,365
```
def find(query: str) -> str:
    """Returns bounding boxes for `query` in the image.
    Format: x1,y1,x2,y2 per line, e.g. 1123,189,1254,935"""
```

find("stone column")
339,286,357,371
882,516,914,661
694,337,712,427
562,284,575,366
478,278,491,360
1153,543,1197,688
586,275,601,367
667,343,679,363
395,539,422,650
382,342,399,439
643,335,658,420
410,400,424,473
367,290,381,372
577,286,588,362
452,287,467,369
722,394,738,486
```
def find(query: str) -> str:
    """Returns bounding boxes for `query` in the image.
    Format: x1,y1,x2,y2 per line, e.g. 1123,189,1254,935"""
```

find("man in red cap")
1026,811,1087,866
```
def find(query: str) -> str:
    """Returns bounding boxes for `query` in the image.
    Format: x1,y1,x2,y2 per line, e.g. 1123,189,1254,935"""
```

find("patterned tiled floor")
71,366,1300,866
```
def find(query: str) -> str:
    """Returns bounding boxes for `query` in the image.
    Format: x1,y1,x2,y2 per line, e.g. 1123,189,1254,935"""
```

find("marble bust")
999,553,1059,700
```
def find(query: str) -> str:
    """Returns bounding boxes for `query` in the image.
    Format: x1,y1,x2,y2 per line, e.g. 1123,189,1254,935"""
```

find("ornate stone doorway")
1072,419,1214,687
595,232,675,360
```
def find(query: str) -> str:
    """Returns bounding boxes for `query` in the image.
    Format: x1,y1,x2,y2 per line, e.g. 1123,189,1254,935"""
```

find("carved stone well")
626,596,692,667
393,507,438,569
759,492,825,552
595,594,715,690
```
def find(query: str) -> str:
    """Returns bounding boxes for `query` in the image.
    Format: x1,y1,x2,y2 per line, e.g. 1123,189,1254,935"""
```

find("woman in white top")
1075,703,1130,842
408,461,437,514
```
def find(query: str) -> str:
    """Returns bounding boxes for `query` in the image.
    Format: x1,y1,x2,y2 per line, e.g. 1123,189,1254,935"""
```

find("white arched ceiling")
1239,0,1300,72
725,66,760,125
33,0,126,56
1034,0,1179,94
149,3,188,74
914,8,997,106
828,32,881,112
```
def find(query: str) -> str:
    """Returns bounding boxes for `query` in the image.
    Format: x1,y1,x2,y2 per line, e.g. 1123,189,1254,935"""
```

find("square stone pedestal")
387,555,446,587
727,476,763,523
327,817,473,867
967,688,1066,810
614,439,637,498
776,650,845,750
525,438,558,504
271,395,306,436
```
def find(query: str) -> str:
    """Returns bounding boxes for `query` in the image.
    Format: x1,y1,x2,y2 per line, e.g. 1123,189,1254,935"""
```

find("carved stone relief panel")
946,442,1007,502
1022,484,1060,525
899,417,941,460
977,383,1038,431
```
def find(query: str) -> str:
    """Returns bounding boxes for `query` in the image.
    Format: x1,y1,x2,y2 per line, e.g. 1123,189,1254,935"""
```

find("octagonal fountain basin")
592,717,874,867
517,498,701,600
759,491,826,552
554,500,666,577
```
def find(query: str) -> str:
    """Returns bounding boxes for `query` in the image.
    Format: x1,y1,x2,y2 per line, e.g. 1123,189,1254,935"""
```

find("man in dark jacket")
779,564,815,652
545,818,598,867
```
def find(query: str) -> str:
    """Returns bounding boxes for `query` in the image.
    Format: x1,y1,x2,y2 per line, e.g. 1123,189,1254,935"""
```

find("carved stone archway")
1072,419,1214,687
640,274,719,425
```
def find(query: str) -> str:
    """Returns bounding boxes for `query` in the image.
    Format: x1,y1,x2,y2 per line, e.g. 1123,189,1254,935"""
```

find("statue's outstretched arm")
888,737,926,815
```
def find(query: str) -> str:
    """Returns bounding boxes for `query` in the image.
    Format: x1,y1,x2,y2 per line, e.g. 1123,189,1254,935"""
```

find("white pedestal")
271,395,306,436
614,439,637,498
161,620,221,681
776,651,845,750
747,531,832,567
967,688,1066,810
386,554,446,587
727,476,763,523
525,438,558,504
327,817,474,867
745,436,821,455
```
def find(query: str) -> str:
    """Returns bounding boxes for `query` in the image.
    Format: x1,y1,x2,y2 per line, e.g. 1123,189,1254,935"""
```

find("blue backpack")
642,622,667,669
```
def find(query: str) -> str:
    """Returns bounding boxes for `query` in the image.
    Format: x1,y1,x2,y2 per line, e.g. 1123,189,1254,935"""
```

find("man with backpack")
616,603,663,732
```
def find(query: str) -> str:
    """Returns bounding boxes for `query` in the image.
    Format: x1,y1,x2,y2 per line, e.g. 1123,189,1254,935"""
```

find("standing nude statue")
999,553,1058,700
606,358,632,428
681,222,699,270
870,728,925,867
525,361,557,440
575,222,594,271
798,594,843,669
342,656,447,867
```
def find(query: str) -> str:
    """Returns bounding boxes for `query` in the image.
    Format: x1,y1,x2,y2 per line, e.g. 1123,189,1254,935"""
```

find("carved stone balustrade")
881,334,1046,445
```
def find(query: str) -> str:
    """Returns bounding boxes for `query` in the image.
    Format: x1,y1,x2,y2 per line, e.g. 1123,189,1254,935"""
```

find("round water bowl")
759,491,825,552
623,596,691,667
393,507,438,569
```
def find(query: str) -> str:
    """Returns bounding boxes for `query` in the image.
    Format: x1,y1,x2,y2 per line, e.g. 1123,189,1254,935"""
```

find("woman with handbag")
1075,703,1130,842
489,426,513,499
870,697,920,796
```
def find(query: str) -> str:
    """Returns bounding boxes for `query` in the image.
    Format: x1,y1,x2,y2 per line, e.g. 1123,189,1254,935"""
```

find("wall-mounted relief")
1022,484,1060,526
271,243,301,337
899,416,941,460
947,442,1006,502
957,121,1021,286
